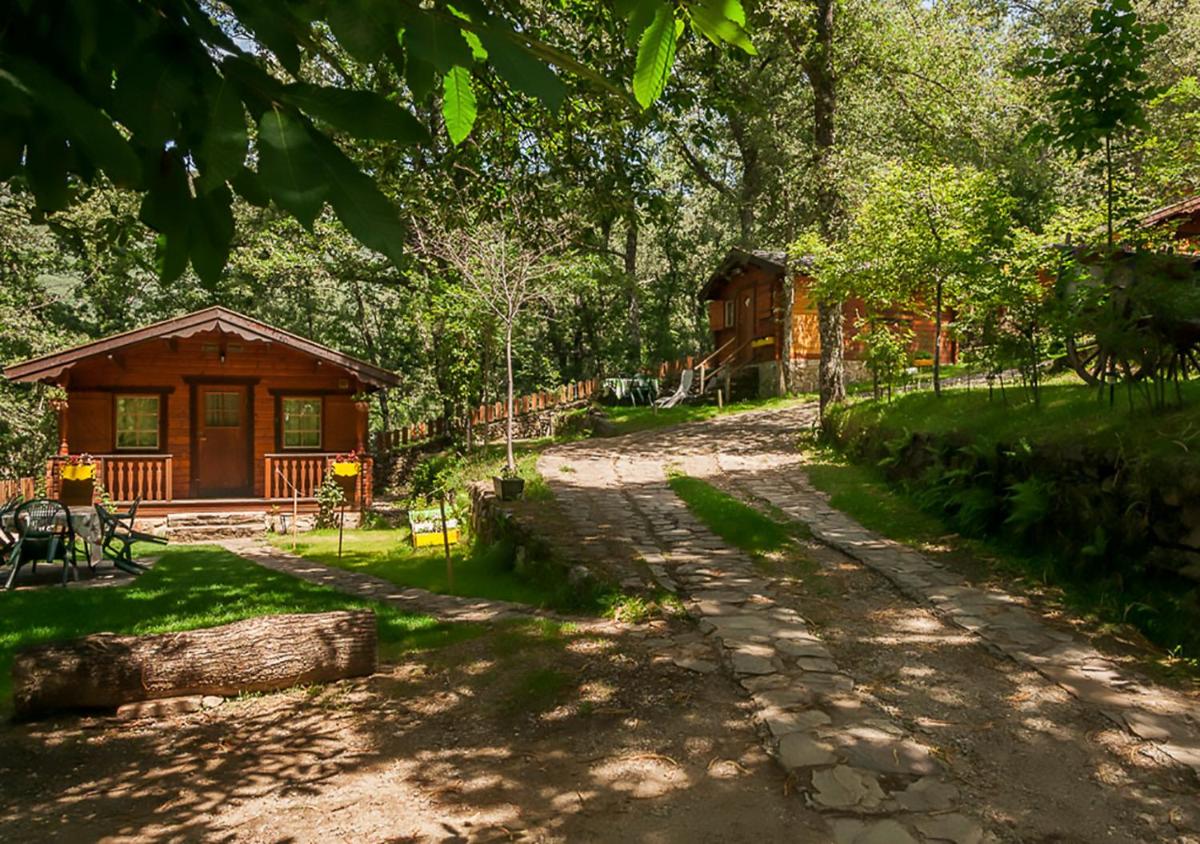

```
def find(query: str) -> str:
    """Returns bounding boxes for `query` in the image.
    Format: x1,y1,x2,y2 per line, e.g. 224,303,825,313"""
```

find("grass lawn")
600,394,814,437
271,528,586,612
0,546,481,714
835,376,1200,467
667,473,825,588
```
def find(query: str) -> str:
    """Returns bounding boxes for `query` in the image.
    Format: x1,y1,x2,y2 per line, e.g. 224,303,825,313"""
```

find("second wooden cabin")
700,248,957,396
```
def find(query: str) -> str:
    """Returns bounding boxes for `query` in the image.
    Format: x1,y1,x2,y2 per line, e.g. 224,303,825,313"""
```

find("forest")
1,0,1198,469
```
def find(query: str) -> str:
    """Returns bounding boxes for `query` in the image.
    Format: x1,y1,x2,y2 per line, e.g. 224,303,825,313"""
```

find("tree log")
12,610,377,719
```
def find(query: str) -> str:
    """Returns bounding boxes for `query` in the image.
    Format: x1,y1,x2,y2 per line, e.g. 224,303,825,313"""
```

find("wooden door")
736,285,755,364
195,386,250,497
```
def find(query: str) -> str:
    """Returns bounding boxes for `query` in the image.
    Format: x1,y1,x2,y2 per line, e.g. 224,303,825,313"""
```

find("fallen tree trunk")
13,610,377,720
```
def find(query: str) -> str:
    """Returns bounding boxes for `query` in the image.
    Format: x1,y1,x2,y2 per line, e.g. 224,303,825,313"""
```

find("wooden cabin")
700,248,957,394
3,307,398,515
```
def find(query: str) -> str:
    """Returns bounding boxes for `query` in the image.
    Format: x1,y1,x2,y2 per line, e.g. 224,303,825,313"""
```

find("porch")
45,453,374,510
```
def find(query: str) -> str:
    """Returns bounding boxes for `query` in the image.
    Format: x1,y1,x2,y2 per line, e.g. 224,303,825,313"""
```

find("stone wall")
468,481,601,594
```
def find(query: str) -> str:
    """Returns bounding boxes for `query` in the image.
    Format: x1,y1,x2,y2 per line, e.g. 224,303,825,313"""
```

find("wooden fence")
0,477,37,502
377,355,696,450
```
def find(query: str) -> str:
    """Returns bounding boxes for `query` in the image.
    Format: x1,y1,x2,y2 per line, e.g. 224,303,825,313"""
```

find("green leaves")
197,74,249,192
282,84,428,144
443,67,478,146
633,4,682,109
688,0,755,55
257,107,329,227
2,57,141,189
479,29,567,110
623,0,755,109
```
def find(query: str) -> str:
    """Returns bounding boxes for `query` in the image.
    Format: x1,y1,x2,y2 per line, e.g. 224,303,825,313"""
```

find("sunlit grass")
0,546,480,714
273,528,597,613
666,474,826,591
834,378,1200,466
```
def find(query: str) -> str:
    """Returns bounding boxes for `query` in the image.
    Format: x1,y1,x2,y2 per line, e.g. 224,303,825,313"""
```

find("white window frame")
724,299,736,327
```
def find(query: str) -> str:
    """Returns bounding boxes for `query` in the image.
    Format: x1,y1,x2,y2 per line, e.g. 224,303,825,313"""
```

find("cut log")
12,610,377,720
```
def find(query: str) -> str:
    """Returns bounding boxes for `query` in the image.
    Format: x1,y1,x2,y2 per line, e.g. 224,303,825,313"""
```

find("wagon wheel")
1064,334,1152,386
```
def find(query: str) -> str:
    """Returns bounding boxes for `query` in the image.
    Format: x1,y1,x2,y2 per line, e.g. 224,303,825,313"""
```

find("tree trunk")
624,220,642,367
505,320,515,472
933,275,943,398
12,611,377,720
804,0,845,415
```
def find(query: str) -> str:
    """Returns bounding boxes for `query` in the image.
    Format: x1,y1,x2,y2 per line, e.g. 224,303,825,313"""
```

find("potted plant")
493,464,525,501
60,453,96,506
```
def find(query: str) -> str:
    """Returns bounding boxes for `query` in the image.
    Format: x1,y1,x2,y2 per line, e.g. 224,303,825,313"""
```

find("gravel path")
539,402,1200,844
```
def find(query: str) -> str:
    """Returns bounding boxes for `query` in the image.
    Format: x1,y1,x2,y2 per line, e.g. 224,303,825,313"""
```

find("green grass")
599,394,814,437
834,377,1200,468
0,546,481,714
805,458,952,549
666,474,827,590
668,473,804,555
271,528,588,612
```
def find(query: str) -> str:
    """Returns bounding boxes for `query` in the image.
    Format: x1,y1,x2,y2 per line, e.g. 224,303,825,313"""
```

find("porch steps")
160,512,268,543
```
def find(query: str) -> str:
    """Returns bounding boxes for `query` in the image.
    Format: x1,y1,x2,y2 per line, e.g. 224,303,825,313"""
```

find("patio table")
2,508,103,566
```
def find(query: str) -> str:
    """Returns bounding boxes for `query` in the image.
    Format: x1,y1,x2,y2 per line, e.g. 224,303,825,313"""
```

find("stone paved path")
221,539,553,624
539,402,1200,844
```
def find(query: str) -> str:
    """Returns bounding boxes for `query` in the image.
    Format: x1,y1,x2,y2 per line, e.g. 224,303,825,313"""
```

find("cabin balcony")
45,453,373,511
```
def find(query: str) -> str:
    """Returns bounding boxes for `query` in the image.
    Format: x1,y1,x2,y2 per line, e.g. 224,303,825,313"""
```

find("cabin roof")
700,247,816,300
1141,194,1200,228
3,306,401,388
700,248,787,300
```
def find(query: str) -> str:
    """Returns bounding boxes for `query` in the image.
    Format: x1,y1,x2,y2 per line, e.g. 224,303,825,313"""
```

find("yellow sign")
331,461,360,477
751,336,775,349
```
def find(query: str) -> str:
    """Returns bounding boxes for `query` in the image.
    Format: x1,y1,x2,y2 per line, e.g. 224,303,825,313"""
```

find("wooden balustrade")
46,455,173,503
265,454,373,507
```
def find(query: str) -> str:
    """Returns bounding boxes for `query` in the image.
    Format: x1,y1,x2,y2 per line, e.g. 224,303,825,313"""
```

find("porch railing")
47,454,174,503
264,454,373,507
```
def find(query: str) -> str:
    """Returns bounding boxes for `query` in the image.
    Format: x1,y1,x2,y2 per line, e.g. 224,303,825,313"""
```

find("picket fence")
377,355,695,450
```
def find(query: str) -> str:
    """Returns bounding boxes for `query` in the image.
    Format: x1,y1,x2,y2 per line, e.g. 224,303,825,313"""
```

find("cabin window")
115,395,160,450
724,300,736,327
204,392,241,428
282,397,322,449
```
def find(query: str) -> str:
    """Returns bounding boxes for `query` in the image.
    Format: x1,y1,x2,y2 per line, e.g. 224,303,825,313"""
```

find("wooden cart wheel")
1063,335,1151,386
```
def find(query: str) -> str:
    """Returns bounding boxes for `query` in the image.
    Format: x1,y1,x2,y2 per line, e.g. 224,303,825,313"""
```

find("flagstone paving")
539,401,1200,843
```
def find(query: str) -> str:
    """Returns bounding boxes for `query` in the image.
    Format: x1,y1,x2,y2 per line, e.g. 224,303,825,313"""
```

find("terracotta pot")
493,476,525,501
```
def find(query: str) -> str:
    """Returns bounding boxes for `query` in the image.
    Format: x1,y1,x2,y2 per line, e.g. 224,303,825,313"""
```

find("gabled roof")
700,248,788,300
3,306,400,388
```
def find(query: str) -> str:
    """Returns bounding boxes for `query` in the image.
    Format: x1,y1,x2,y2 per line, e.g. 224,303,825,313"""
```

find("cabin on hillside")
3,307,398,516
699,248,956,395
1141,195,1200,250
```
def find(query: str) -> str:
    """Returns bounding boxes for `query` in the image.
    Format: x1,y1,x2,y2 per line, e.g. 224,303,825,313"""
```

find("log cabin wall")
62,331,367,499
706,265,783,365
789,275,957,364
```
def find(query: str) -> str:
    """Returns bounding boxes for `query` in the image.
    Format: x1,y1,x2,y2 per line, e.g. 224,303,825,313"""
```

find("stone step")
167,523,265,542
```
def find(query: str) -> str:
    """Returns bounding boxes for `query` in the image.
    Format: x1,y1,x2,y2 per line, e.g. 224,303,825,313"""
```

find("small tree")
1021,0,1166,250
855,315,913,402
417,210,568,474
834,162,1013,397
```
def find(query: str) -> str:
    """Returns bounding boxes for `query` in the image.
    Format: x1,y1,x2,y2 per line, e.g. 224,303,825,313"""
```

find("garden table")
2,508,103,566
